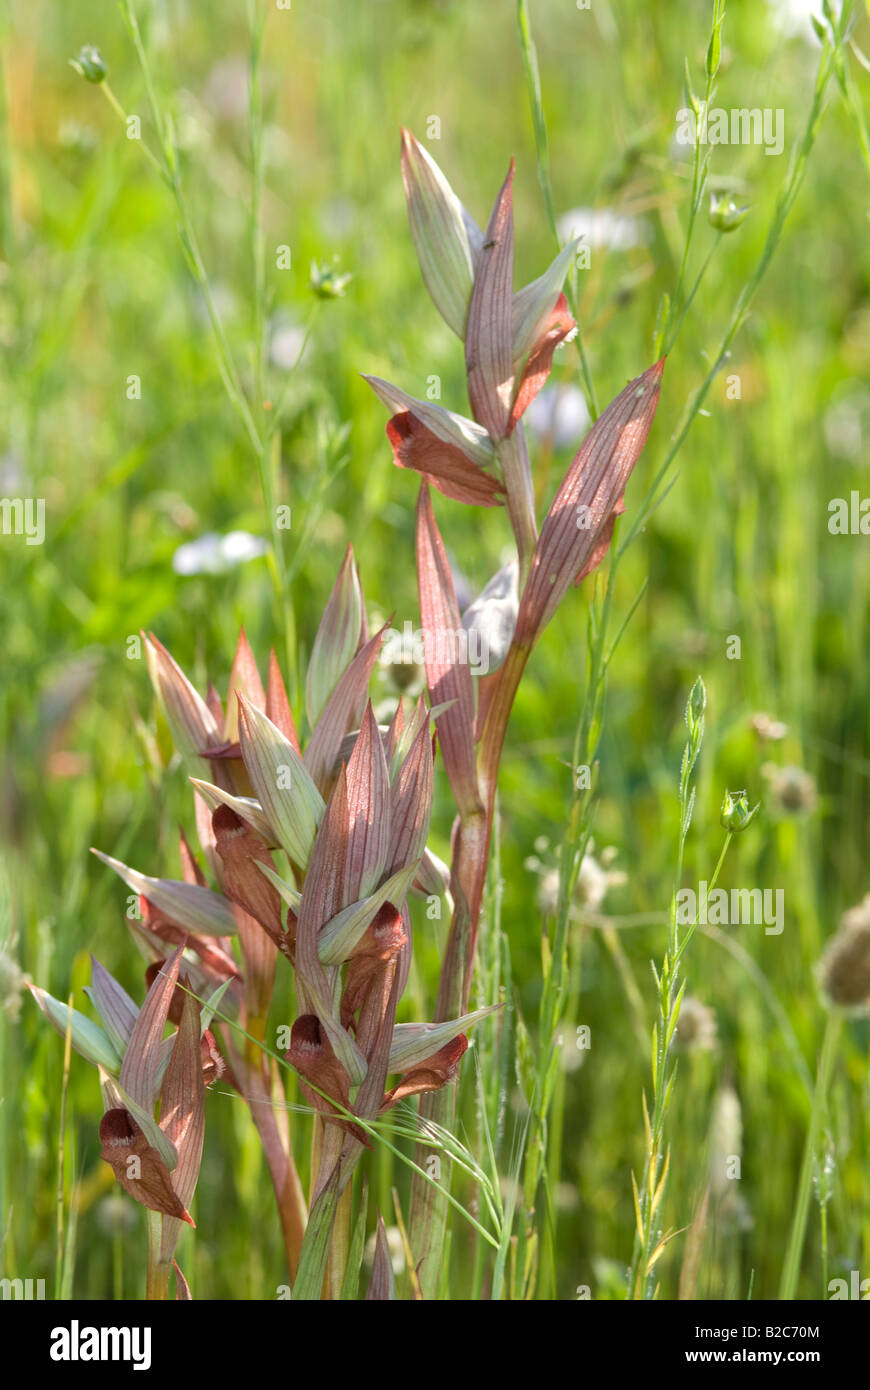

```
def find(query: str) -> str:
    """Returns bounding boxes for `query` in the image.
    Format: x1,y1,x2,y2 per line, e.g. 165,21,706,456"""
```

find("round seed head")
818,898,870,1010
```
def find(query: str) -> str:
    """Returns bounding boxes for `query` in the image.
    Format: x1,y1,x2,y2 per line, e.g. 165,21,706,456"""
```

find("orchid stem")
145,1212,171,1300
408,640,531,1296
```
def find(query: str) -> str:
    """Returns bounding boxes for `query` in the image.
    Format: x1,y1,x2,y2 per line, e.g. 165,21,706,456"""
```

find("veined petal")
295,767,368,1084
119,945,184,1111
99,1108,191,1225
400,127,482,338
363,375,496,469
509,293,577,431
343,703,391,902
237,695,325,868
190,779,275,844
144,633,220,761
159,991,206,1248
388,1005,501,1072
387,719,434,875
212,806,287,985
318,864,419,966
380,1035,469,1110
28,984,123,1073
511,239,580,368
389,694,430,778
416,486,481,817
223,628,266,744
385,413,505,508
366,1214,398,1300
304,627,387,796
85,957,139,1057
266,649,301,754
306,546,364,728
285,1014,368,1145
574,493,625,585
91,849,239,937
465,162,515,440
516,360,665,643
114,1082,179,1170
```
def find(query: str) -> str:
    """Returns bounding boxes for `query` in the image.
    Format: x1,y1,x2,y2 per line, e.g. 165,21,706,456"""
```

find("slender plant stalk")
502,0,848,1297
516,0,598,417
108,2,299,673
408,641,531,1295
97,5,314,1271
54,993,74,1299
660,0,726,355
145,1211,171,1300
779,1010,841,1300
626,9,846,553
628,681,718,1298
245,1063,308,1278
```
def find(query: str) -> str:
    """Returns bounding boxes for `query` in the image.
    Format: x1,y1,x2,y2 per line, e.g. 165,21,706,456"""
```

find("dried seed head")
381,649,426,697
535,846,625,917
674,996,718,1053
749,711,788,743
762,762,817,816
709,1084,743,1203
818,897,870,1011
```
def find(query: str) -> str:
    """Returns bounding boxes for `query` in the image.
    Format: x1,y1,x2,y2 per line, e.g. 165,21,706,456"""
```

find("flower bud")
308,259,352,299
708,192,749,234
687,676,706,730
70,45,108,84
720,788,760,832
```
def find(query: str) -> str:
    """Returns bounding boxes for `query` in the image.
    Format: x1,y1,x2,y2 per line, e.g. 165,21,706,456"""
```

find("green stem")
516,0,598,418
779,1011,841,1300
661,0,725,352
622,18,841,555
145,1212,171,1300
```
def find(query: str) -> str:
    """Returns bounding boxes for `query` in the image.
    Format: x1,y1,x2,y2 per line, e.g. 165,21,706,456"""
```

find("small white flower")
557,206,649,252
172,530,268,577
749,711,788,742
269,318,307,371
0,451,25,492
524,384,590,449
203,57,249,121
767,0,836,42
823,386,870,461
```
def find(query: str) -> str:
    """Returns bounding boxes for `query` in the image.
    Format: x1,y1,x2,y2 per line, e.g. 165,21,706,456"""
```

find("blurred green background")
2,0,870,1299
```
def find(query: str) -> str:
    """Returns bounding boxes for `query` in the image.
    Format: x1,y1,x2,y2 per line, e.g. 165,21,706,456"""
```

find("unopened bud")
70,45,108,84
708,192,749,234
688,676,706,725
309,259,352,300
720,788,759,832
